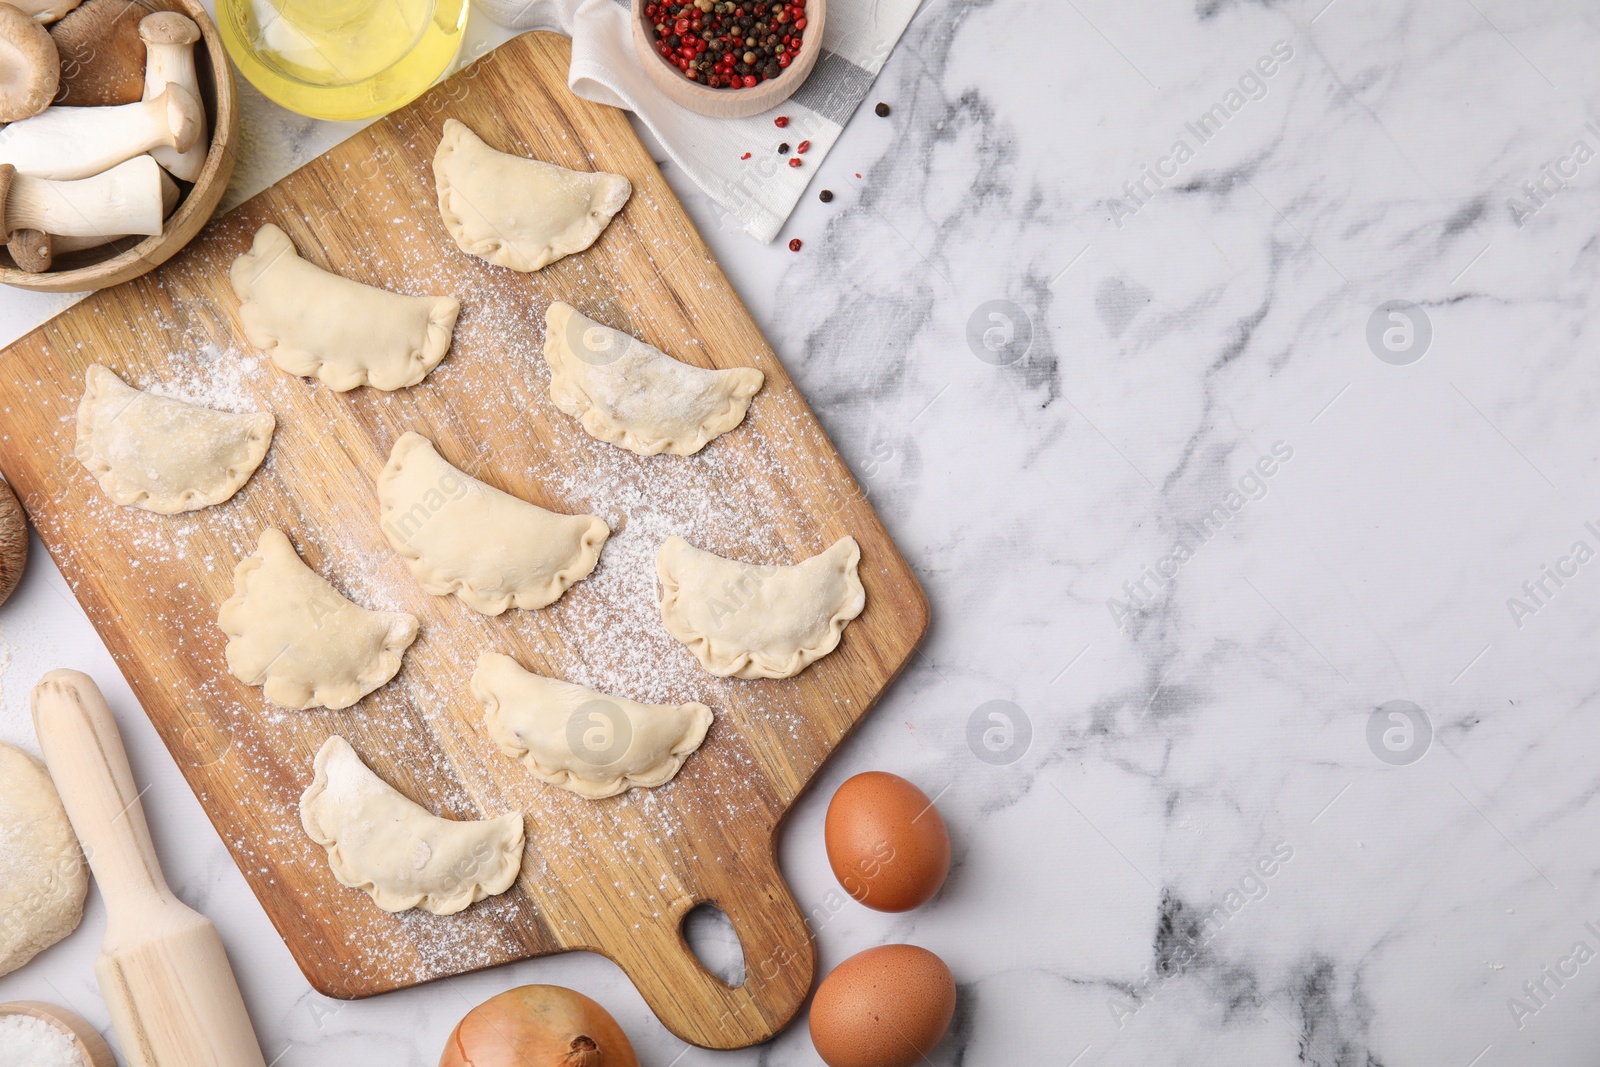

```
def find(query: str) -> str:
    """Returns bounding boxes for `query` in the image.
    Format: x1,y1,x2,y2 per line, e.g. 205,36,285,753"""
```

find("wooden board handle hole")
682,903,745,987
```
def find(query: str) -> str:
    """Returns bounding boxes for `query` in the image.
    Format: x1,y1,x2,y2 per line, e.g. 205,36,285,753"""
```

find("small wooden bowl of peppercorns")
632,0,825,118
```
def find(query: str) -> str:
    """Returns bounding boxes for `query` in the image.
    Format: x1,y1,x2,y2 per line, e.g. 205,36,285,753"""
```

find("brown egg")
809,944,957,1067
824,771,950,911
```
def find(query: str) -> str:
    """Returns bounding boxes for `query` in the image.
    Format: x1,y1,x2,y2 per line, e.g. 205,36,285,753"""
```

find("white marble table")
5,1,1600,1063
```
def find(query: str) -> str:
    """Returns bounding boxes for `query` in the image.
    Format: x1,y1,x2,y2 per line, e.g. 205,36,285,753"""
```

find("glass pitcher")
218,0,469,121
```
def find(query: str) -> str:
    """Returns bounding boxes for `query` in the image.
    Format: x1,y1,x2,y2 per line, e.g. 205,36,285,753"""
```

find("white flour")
142,344,263,413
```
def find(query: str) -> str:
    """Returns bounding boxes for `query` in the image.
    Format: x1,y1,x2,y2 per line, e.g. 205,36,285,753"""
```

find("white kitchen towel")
473,0,920,242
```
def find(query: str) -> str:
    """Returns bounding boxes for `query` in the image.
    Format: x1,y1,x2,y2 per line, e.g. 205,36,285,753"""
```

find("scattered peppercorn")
789,238,802,251
874,101,890,117
775,115,790,127
778,142,790,154
819,189,833,202
788,157,802,167
796,139,810,154
644,2,806,88
740,151,751,159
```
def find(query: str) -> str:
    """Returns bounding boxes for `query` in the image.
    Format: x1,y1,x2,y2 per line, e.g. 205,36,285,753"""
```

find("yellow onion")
439,986,639,1067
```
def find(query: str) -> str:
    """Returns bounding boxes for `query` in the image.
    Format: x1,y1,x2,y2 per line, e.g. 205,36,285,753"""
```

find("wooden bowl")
0,1001,116,1067
0,0,238,293
631,0,825,119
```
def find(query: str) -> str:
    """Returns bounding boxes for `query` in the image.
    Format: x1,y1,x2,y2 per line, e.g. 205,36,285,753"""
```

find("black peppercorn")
778,142,790,154
647,0,805,91
874,101,890,117
819,189,833,202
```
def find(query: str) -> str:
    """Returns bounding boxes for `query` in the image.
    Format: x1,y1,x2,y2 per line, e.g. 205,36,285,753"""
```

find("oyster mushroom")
51,0,146,106
0,83,201,180
0,157,175,271
0,477,27,608
10,0,80,22
140,11,205,181
0,3,60,122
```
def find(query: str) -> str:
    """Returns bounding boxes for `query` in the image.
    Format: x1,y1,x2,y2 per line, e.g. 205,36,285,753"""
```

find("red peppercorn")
775,115,789,127
651,0,801,91
796,139,810,154
795,15,806,28
789,238,802,251
788,157,801,168
740,151,751,159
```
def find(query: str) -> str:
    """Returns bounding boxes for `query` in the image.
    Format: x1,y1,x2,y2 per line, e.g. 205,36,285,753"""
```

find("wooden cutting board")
0,33,926,1050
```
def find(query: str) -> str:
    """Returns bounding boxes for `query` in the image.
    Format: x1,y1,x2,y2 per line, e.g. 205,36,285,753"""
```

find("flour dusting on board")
529,437,795,707
142,345,265,413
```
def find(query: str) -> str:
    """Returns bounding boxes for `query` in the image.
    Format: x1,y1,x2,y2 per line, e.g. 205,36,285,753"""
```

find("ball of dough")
0,742,88,976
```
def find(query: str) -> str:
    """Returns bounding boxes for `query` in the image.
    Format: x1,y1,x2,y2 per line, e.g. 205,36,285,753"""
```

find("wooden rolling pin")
32,669,267,1067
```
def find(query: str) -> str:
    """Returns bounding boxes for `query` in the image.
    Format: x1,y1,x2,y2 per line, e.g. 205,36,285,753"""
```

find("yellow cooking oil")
218,0,469,121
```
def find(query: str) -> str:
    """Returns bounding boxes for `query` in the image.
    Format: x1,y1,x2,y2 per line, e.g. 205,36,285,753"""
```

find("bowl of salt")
0,1002,114,1067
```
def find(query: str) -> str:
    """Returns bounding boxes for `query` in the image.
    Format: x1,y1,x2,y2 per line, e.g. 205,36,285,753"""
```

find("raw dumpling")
657,536,865,680
544,301,764,456
230,223,459,391
219,529,419,710
433,118,631,272
300,735,524,915
377,432,608,614
74,364,273,514
472,652,712,799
